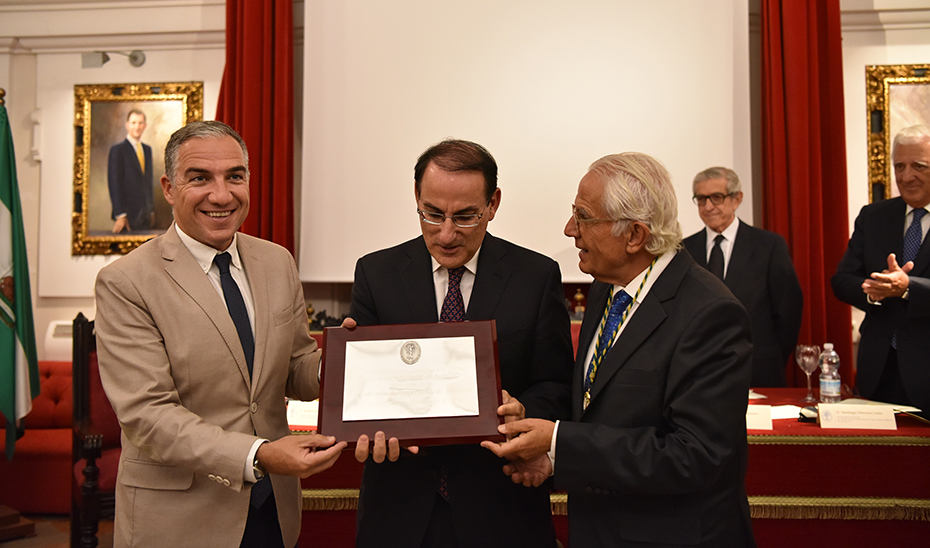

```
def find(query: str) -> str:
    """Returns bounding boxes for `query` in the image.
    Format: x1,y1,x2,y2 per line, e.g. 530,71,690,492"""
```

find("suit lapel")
583,252,687,411
724,221,755,286
687,231,708,268
161,227,251,387
573,282,608,418
466,234,511,320
401,238,441,322
239,235,269,392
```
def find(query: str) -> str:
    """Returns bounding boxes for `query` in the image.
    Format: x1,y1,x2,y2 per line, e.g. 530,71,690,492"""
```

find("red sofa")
0,361,73,514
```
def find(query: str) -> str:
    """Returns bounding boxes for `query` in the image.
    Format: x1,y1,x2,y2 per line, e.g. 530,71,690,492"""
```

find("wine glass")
795,344,820,403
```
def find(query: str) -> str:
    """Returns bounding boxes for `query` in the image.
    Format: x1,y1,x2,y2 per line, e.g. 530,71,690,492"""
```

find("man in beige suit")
95,121,347,547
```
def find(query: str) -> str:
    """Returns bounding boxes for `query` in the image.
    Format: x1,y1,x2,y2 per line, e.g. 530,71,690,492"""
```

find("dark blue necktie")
583,289,633,408
214,252,254,377
893,208,926,350
902,208,926,265
214,253,271,508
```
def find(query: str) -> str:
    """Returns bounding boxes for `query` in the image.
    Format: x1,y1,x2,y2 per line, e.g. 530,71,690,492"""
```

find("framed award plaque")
318,320,504,447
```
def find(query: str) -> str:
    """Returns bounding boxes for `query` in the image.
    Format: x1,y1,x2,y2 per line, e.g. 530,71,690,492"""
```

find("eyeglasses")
692,193,735,206
571,204,615,231
417,202,490,228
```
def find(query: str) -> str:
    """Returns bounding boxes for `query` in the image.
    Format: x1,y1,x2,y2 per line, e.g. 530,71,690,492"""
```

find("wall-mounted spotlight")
81,50,146,69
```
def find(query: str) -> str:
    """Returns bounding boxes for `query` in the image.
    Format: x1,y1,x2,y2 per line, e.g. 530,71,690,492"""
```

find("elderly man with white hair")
483,152,757,547
833,124,930,417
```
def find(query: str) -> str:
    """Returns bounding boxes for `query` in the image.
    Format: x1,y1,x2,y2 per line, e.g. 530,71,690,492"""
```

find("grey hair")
163,121,249,183
893,125,930,156
692,166,741,194
588,152,682,256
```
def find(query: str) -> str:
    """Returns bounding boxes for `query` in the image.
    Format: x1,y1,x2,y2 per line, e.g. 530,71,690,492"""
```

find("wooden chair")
70,313,121,548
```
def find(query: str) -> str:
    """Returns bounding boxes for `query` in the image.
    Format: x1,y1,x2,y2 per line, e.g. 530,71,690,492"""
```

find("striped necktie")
583,288,632,409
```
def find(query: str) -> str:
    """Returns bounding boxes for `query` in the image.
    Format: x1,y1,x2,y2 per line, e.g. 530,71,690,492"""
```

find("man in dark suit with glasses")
682,167,803,387
348,139,573,548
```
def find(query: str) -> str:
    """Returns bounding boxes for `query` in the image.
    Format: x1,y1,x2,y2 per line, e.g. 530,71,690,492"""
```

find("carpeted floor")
0,516,112,547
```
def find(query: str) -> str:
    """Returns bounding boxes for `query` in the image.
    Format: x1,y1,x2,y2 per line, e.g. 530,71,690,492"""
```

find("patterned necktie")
214,253,254,377
135,143,145,172
893,208,926,350
583,288,633,409
708,234,725,280
440,266,467,322
902,208,926,265
437,265,466,501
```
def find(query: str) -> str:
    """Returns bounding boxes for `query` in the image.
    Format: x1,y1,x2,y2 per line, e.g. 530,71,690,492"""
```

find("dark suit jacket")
555,250,756,548
107,139,154,230
683,221,803,386
349,233,574,548
831,197,930,412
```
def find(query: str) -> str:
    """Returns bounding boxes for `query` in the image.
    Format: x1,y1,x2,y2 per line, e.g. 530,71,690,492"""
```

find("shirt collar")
614,251,674,305
704,217,740,243
430,246,482,276
174,224,243,274
907,205,928,217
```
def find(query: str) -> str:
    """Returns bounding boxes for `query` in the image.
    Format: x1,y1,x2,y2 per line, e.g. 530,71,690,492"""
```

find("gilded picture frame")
866,64,930,203
72,82,204,255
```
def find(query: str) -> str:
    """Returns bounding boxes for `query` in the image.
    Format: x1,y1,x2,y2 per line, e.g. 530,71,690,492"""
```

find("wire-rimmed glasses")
417,200,491,228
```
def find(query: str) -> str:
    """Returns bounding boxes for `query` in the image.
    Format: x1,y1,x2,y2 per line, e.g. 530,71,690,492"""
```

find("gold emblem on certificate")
400,341,421,365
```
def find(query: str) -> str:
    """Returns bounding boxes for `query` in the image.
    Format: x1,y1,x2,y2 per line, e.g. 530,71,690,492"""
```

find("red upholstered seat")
0,361,73,514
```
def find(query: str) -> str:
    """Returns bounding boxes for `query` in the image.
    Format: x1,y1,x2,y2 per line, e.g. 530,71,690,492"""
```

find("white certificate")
342,336,480,421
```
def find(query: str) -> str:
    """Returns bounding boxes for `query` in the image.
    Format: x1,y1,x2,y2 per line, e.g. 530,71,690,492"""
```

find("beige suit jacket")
95,226,320,547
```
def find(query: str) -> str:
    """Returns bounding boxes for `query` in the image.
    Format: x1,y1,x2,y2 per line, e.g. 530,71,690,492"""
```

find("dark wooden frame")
318,321,504,447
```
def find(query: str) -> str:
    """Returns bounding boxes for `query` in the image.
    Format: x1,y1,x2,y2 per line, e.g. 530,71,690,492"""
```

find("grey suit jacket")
684,221,803,386
95,226,320,548
555,250,757,547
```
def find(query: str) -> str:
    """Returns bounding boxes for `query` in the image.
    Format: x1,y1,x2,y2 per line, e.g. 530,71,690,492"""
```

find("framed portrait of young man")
72,82,203,255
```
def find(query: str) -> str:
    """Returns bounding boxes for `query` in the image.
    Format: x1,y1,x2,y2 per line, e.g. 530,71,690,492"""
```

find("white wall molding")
0,0,225,52
841,3,930,32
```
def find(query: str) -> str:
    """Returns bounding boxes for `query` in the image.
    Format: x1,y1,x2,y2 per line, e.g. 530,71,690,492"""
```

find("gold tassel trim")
302,490,930,522
301,489,359,511
748,434,930,446
749,496,930,521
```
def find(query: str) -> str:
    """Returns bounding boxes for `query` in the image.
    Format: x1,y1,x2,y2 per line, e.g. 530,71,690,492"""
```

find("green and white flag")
0,102,39,461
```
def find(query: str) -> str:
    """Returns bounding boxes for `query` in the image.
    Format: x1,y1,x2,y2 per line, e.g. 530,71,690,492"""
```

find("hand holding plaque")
319,320,505,448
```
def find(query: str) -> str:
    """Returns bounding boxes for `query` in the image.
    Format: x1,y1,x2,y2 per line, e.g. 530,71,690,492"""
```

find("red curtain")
761,0,854,387
217,0,294,253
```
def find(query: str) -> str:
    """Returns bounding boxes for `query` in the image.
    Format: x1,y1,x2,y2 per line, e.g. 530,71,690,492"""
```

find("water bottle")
819,343,841,403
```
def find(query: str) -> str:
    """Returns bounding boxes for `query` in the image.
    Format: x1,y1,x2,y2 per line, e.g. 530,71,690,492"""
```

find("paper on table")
287,399,318,431
839,398,922,414
342,336,480,421
770,405,803,420
749,390,768,400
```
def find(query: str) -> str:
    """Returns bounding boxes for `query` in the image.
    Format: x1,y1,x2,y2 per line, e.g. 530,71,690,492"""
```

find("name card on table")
746,405,773,430
818,403,897,430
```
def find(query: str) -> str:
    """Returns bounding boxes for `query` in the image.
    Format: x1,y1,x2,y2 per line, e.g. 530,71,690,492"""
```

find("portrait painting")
866,64,930,203
72,82,203,255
